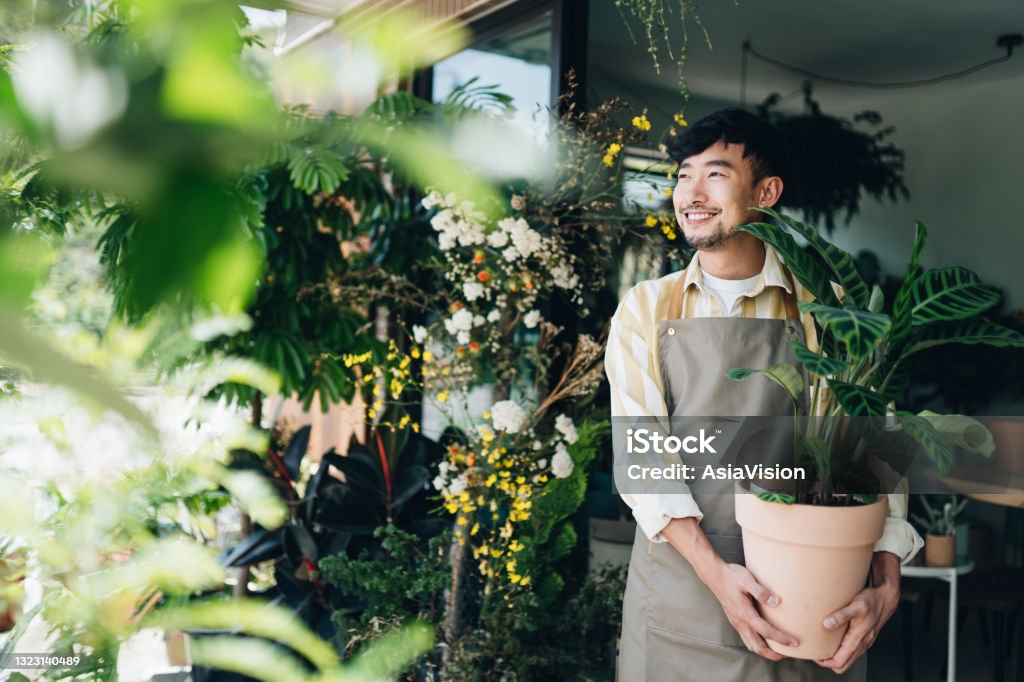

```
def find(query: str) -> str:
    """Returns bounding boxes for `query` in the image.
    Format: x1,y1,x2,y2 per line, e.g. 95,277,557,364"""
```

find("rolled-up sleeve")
605,280,703,543
876,489,924,564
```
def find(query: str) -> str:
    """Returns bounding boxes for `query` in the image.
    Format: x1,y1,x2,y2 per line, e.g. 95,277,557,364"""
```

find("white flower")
510,194,526,211
421,190,442,209
532,440,542,450
448,476,467,496
537,458,547,468
438,232,456,251
502,246,520,262
552,445,574,478
523,310,541,329
555,414,579,444
473,315,485,327
412,325,428,344
551,262,580,290
457,330,470,345
487,309,501,323
444,192,457,206
491,400,527,434
487,230,509,248
433,474,445,491
444,309,474,335
463,281,485,302
497,217,543,260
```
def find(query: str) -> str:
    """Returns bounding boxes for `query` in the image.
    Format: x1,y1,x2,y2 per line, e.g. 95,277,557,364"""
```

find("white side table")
901,559,975,682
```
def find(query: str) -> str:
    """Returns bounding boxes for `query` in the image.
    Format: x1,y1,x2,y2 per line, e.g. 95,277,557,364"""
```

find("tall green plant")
728,208,1023,504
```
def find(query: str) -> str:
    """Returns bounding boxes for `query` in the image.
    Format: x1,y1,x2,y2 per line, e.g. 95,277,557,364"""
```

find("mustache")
680,206,721,213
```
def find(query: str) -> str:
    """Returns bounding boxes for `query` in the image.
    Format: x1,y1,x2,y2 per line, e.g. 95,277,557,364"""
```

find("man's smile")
682,208,721,226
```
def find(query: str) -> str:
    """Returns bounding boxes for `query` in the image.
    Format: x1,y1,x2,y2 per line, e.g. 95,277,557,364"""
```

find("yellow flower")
674,113,688,127
509,574,522,584
631,113,651,131
437,390,449,404
608,142,622,154
485,474,497,487
645,214,658,228
423,351,434,362
470,523,480,536
602,154,614,167
412,422,420,433
456,516,469,526
664,187,673,196
520,575,531,587
411,347,421,359
483,411,491,420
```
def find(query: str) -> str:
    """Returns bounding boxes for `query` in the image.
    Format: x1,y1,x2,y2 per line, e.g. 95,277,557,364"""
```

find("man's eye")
709,171,723,177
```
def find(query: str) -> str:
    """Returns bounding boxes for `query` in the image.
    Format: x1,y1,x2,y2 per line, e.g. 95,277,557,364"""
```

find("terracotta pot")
989,418,1024,473
925,533,956,567
735,493,887,660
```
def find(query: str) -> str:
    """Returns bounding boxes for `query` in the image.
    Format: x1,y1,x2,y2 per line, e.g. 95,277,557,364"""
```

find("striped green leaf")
903,319,1024,356
799,302,892,358
758,207,869,309
726,362,803,404
829,381,887,417
897,412,955,475
910,267,1000,324
889,221,927,348
790,339,850,377
875,222,927,394
735,222,840,308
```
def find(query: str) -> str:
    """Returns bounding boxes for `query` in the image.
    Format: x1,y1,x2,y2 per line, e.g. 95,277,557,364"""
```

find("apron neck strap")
666,264,802,320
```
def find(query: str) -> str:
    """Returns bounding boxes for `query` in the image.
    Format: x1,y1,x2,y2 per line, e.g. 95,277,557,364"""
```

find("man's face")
672,141,765,251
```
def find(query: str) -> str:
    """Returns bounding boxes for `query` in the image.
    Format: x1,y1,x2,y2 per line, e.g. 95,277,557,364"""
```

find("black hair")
665,108,789,184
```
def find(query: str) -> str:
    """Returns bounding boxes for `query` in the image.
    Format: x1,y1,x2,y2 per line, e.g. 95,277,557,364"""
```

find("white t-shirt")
700,271,761,316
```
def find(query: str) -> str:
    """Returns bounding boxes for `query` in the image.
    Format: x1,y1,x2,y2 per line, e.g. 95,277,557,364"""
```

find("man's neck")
696,233,766,280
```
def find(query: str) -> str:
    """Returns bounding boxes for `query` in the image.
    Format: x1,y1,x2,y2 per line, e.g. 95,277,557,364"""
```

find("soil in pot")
735,492,887,660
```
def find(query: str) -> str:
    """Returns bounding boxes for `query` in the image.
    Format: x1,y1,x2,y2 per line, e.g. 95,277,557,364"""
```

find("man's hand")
661,517,798,661
815,551,901,674
705,562,800,661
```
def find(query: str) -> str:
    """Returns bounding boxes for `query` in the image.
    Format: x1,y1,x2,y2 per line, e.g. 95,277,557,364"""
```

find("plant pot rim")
736,492,888,548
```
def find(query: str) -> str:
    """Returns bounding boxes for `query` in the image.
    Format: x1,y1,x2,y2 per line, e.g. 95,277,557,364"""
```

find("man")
605,108,922,681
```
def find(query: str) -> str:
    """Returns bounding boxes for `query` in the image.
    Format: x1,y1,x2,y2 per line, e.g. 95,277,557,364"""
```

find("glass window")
432,13,554,142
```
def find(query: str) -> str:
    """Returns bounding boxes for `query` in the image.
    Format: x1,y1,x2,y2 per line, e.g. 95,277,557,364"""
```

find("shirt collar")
681,243,793,297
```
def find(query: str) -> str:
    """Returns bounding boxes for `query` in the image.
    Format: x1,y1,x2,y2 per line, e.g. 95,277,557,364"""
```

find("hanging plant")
614,0,711,101
757,83,909,232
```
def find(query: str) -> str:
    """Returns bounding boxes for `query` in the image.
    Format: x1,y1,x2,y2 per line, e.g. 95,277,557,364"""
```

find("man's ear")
756,176,784,208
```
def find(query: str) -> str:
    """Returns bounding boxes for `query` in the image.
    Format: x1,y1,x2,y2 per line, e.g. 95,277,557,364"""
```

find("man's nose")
681,179,708,205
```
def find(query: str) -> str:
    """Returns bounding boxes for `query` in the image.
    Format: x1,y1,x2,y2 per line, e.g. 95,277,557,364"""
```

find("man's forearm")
660,516,725,585
870,551,901,596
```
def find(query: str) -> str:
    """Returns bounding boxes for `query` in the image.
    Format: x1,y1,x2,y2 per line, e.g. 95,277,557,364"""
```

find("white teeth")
687,212,715,220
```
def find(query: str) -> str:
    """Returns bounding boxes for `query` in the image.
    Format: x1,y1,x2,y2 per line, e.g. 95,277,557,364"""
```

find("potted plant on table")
727,208,1024,660
911,495,967,568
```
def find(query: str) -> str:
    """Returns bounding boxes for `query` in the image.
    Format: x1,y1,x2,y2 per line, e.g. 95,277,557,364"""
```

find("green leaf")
790,339,850,377
726,363,803,403
755,491,796,504
758,207,869,308
918,410,995,456
910,267,1000,325
799,302,892,358
903,319,1024,356
829,381,887,417
887,221,927,354
153,600,341,672
867,284,885,314
0,307,155,438
735,222,840,307
897,412,955,475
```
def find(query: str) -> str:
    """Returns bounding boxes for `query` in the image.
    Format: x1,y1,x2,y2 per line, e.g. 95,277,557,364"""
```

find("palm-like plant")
728,208,1024,504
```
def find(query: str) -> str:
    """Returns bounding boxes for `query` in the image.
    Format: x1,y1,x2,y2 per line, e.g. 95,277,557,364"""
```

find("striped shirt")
605,244,922,563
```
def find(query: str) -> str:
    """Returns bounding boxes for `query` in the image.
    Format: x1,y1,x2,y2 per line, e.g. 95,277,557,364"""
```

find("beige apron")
618,273,866,681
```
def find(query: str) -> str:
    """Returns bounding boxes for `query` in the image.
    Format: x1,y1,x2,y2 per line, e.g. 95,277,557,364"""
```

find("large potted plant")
727,209,1024,660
